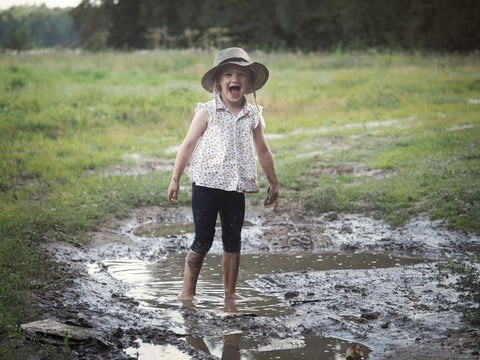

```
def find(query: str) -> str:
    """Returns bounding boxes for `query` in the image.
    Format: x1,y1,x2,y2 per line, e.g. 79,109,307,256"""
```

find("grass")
0,48,479,354
437,256,480,326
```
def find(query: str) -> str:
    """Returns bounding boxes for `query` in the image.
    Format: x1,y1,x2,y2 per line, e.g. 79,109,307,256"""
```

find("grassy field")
1,49,479,351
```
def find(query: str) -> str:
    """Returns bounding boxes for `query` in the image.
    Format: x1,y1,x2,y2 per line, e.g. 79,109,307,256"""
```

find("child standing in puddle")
167,47,279,301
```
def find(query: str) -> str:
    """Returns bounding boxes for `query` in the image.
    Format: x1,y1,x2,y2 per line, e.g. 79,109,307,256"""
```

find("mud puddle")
125,333,372,360
102,252,426,315
44,206,480,360
100,249,425,359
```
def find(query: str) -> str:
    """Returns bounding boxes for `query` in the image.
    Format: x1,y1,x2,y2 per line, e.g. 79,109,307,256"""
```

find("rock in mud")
21,318,108,345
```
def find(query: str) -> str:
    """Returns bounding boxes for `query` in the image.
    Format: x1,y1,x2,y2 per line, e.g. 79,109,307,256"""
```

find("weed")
436,256,480,326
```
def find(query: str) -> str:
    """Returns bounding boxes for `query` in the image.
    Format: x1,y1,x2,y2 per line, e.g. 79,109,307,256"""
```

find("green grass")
437,256,480,326
0,49,479,351
298,124,480,228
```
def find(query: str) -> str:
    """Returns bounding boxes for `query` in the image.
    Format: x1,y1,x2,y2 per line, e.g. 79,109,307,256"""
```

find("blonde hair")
212,79,219,124
253,89,266,128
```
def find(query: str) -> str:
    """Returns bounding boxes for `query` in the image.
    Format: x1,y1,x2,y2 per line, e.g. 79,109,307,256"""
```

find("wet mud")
38,205,480,359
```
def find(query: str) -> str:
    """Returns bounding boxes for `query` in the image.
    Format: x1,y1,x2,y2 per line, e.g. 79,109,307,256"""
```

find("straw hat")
201,47,269,94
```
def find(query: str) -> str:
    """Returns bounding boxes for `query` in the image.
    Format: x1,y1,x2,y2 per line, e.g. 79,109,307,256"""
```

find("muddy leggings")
190,184,245,257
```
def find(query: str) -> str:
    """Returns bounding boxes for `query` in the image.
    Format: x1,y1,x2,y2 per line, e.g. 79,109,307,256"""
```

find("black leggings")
190,184,245,256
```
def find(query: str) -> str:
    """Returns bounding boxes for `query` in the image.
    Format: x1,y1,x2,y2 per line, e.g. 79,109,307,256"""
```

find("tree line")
1,0,479,52
69,0,480,52
0,5,76,50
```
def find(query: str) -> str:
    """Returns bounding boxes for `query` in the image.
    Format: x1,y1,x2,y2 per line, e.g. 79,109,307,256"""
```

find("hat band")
218,57,249,66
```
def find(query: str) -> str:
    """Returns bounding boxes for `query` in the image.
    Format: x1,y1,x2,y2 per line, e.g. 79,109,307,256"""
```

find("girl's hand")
263,183,278,210
167,179,179,205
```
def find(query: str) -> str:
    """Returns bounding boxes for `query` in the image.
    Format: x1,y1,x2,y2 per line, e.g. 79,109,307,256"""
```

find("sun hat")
201,47,269,94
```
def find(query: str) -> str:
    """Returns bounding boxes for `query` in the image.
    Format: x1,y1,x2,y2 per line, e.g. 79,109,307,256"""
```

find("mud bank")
38,205,480,359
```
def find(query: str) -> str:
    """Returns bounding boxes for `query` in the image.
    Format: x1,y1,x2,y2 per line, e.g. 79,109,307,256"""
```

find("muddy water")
104,251,425,359
125,334,370,359
105,252,424,314
48,207,479,359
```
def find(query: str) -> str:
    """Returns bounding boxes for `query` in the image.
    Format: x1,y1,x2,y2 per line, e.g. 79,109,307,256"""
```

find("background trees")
1,0,479,51
0,5,76,50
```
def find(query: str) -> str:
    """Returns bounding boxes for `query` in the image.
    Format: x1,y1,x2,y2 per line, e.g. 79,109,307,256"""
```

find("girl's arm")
253,123,279,210
167,108,209,205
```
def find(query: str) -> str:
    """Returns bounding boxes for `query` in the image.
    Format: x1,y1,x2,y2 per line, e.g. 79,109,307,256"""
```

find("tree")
0,5,76,49
70,0,110,49
49,0,480,51
4,25,33,50
108,0,146,49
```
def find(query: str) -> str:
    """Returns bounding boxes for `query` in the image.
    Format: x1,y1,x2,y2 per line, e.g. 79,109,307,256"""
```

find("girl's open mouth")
229,86,241,97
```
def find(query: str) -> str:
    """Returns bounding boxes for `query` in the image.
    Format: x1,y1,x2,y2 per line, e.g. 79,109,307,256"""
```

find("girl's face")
217,64,251,108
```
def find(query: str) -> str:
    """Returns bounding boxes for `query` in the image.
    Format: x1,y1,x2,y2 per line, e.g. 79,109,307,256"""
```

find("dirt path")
30,204,480,359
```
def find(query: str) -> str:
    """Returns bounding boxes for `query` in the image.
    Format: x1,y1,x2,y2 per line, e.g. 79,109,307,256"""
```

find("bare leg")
178,250,204,301
223,251,242,299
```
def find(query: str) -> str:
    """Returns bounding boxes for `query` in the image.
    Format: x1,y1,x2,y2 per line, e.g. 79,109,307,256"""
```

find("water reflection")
105,251,424,315
125,334,371,360
178,299,245,359
201,330,243,359
105,253,292,316
176,298,368,360
124,339,190,359
184,312,243,359
109,251,423,359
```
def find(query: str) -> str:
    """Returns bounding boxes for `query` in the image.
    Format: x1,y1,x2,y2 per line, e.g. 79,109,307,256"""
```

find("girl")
167,47,278,301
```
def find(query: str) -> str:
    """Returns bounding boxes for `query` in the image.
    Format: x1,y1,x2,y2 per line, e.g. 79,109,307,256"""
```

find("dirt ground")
20,204,480,359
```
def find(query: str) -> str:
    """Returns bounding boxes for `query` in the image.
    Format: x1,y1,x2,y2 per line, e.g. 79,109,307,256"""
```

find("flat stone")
21,319,97,342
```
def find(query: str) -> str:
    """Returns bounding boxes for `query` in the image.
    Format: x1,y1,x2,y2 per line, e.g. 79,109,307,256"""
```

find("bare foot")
178,294,196,308
225,293,243,300
224,297,239,314
177,293,196,301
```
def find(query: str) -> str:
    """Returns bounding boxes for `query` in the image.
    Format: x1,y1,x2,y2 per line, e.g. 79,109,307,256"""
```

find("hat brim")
201,61,269,94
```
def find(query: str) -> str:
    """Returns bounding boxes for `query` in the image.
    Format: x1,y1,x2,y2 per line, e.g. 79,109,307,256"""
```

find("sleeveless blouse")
187,95,262,193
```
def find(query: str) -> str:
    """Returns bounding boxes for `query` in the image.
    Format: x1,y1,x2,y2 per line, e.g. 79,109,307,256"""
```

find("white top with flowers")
187,95,262,193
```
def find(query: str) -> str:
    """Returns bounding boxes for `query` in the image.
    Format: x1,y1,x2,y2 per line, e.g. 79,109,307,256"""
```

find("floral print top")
187,95,262,193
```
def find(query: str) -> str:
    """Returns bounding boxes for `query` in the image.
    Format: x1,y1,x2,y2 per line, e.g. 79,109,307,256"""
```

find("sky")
0,0,81,9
